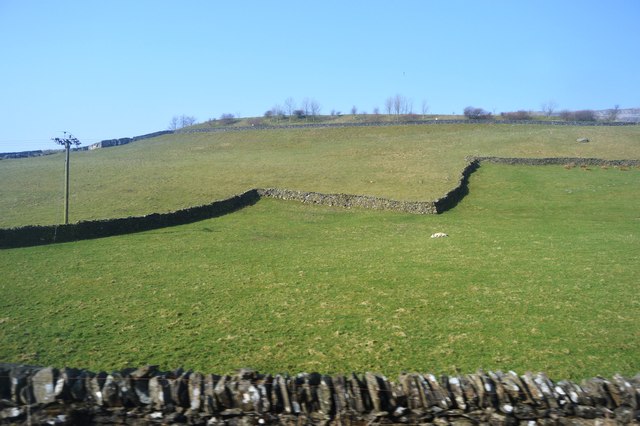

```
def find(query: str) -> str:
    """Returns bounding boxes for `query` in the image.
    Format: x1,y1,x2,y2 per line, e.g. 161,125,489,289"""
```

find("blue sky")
1,0,638,152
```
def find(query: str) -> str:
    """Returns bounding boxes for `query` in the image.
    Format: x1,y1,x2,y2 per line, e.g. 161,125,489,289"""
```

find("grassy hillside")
1,164,639,378
1,123,639,228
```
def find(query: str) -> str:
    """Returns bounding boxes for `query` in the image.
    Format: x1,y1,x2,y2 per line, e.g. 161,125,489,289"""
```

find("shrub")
559,110,596,122
464,106,492,119
501,110,531,120
574,110,596,121
220,113,237,125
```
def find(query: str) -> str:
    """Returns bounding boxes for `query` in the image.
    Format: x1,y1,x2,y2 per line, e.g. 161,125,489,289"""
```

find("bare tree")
309,98,321,120
607,104,620,122
299,98,321,120
384,97,393,115
284,97,296,119
168,115,196,130
168,116,179,130
405,96,414,114
272,104,284,117
266,104,284,122
541,100,558,117
387,94,412,117
51,131,81,225
300,98,311,116
421,99,429,116
180,115,196,128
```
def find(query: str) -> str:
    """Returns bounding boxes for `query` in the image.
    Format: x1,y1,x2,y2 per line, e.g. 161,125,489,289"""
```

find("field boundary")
0,363,637,424
469,156,640,167
177,118,637,136
2,119,637,160
1,157,638,249
0,190,261,249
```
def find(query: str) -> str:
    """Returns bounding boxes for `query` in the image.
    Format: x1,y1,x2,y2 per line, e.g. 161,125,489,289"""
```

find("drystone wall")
176,118,637,136
433,160,480,213
258,188,438,214
87,130,174,150
3,157,639,249
1,364,638,425
0,190,260,249
470,156,640,168
0,131,175,160
2,120,637,160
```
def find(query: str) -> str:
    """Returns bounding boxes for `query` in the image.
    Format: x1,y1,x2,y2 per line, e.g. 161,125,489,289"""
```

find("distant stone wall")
3,120,637,159
0,131,175,160
470,156,640,167
0,149,61,160
87,130,174,150
0,363,638,425
177,118,638,135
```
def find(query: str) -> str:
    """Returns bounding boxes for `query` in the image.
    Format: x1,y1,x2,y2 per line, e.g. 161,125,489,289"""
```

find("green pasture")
1,123,639,228
1,164,638,379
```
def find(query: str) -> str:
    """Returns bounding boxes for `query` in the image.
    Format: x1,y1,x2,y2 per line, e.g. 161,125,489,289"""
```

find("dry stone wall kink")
1,364,639,425
433,159,480,213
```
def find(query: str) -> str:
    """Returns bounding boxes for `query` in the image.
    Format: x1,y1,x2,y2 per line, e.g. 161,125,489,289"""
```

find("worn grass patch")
1,165,638,379
1,123,639,227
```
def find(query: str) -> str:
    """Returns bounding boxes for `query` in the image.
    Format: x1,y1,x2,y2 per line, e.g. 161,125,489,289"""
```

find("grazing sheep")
431,232,448,238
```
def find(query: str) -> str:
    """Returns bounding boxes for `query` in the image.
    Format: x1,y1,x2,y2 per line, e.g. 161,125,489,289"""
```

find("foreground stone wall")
0,364,638,425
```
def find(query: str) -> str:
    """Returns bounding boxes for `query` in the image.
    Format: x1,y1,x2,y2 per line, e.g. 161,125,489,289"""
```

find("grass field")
1,123,639,228
1,161,638,379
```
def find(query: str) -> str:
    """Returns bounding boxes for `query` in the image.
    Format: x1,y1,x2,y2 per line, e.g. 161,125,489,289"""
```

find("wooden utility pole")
52,132,81,224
